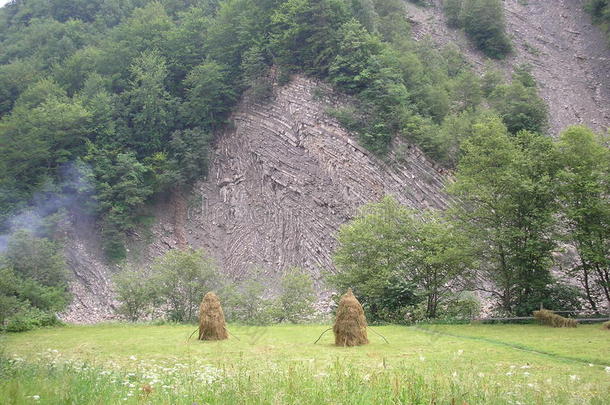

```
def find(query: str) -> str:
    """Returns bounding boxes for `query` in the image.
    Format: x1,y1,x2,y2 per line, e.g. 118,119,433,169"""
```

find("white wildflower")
605,367,610,374
520,365,531,369
569,375,579,381
31,395,40,401
129,356,137,361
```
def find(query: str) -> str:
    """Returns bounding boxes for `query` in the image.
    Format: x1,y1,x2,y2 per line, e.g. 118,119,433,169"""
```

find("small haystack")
533,309,577,328
198,292,229,341
602,321,610,330
333,288,369,347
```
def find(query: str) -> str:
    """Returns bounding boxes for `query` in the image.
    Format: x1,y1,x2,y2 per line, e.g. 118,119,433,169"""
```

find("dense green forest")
0,0,607,329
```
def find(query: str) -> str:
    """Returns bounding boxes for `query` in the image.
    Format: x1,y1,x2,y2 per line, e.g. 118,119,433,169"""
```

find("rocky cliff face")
407,0,610,135
63,76,449,323
62,0,610,322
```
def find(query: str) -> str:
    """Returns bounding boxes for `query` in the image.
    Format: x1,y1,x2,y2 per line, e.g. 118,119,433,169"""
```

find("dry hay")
198,292,228,341
533,309,578,328
333,288,369,347
602,321,610,330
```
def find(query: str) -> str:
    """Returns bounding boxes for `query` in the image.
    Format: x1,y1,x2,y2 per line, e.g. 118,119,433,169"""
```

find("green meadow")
1,323,609,404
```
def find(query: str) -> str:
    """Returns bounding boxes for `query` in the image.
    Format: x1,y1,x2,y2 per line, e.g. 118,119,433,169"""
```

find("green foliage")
150,248,220,322
556,126,610,311
331,196,471,321
114,259,317,325
0,231,69,331
83,147,154,261
443,0,512,58
4,306,62,332
182,60,236,129
448,118,559,315
443,0,463,28
489,74,548,134
223,277,276,325
123,50,177,156
440,292,481,320
274,268,316,323
113,265,157,322
270,0,350,75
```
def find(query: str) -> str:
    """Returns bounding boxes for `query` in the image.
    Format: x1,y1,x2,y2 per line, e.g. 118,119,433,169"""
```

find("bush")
4,307,62,333
441,292,482,320
222,277,276,325
461,0,512,59
113,266,157,322
0,231,70,332
273,268,316,323
513,282,584,317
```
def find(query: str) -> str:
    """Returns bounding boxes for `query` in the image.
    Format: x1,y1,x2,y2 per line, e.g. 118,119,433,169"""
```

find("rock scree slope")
407,0,610,135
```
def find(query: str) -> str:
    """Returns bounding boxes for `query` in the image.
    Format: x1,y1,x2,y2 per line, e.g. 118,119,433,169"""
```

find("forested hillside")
0,0,608,328
0,0,549,258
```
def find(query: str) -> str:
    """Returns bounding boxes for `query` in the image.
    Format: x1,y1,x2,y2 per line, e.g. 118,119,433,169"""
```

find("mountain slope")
63,75,449,322
407,0,610,134
61,0,610,322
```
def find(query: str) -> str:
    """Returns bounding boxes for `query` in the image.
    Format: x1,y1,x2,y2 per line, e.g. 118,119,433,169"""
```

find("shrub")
442,292,482,320
221,272,276,325
113,249,222,323
113,266,157,322
443,0,464,28
4,307,62,333
533,309,577,328
273,268,316,323
461,0,512,59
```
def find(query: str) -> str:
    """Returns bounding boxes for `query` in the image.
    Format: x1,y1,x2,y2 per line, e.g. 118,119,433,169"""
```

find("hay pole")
313,328,332,344
369,327,389,344
187,327,199,342
227,329,241,341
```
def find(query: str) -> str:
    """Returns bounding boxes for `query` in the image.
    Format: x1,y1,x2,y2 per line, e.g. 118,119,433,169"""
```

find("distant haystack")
198,292,228,340
602,321,610,330
333,288,368,347
533,309,577,328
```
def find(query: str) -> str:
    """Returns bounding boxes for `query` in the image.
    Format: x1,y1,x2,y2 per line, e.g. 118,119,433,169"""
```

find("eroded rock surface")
407,0,610,135
151,76,449,285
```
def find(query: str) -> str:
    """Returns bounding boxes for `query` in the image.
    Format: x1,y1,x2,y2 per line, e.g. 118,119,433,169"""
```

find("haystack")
533,309,577,328
602,321,610,330
333,288,369,347
198,292,228,340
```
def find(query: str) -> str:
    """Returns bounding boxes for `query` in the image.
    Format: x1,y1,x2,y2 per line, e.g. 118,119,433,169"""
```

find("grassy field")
1,323,609,404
